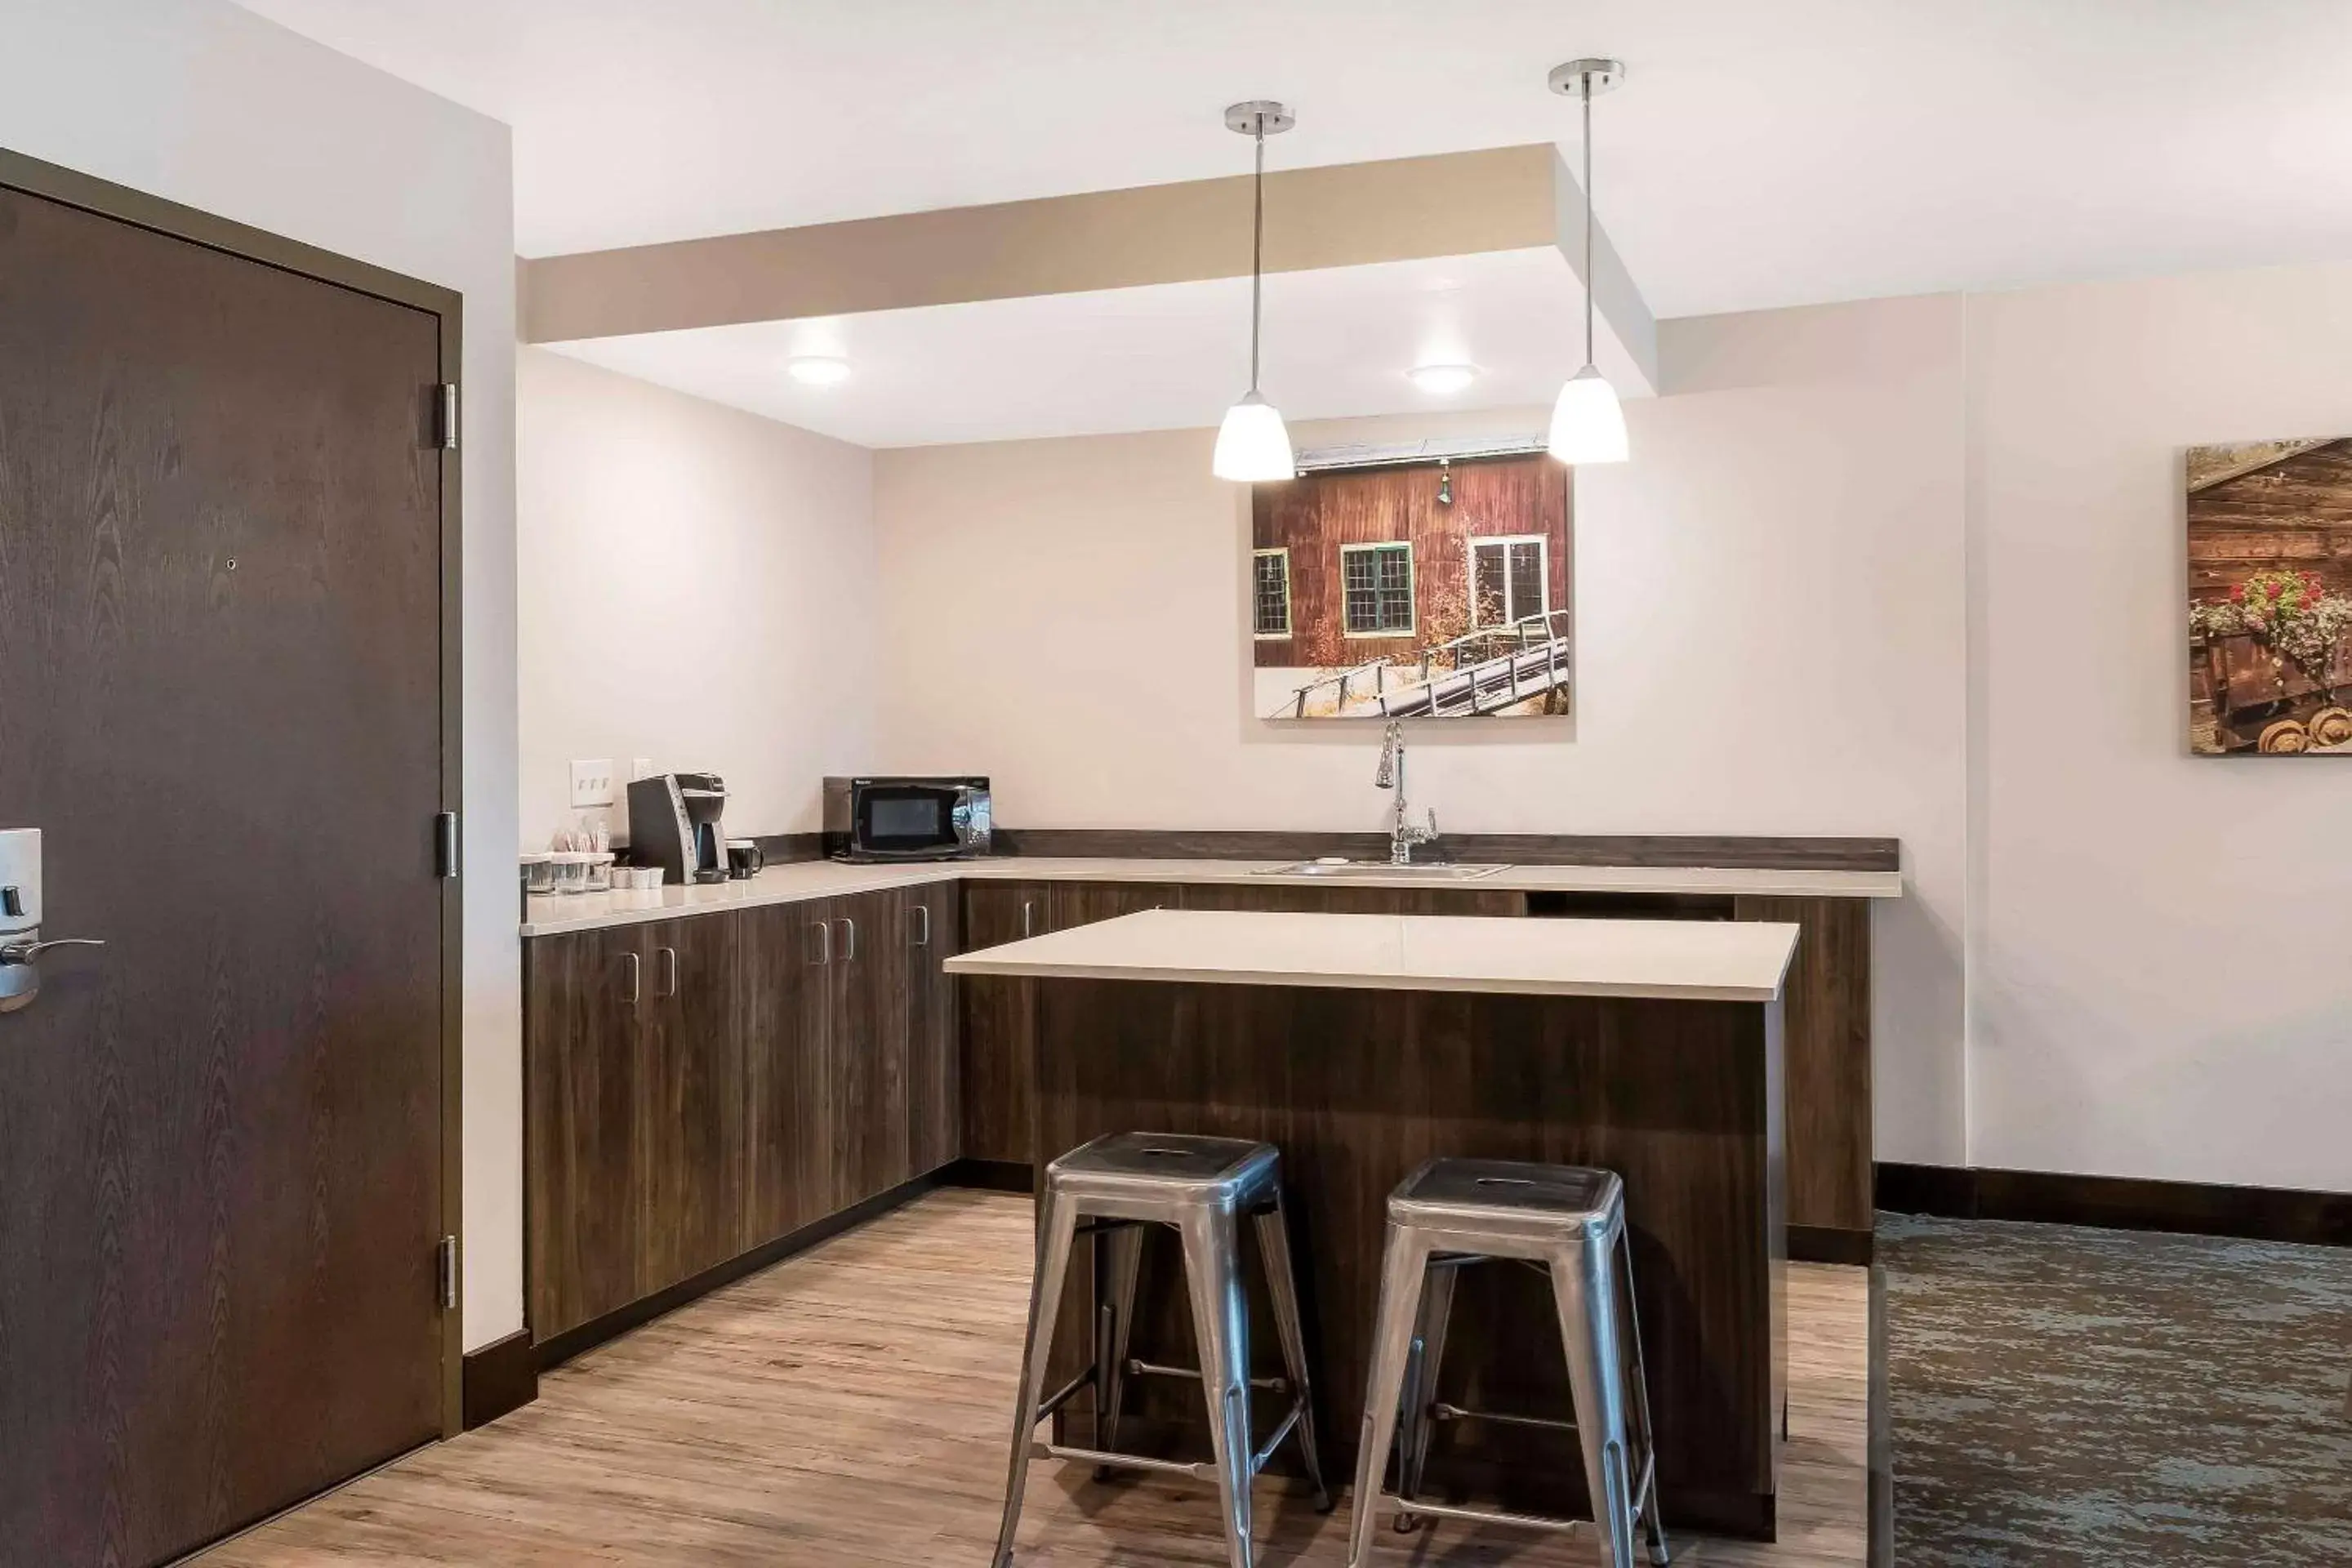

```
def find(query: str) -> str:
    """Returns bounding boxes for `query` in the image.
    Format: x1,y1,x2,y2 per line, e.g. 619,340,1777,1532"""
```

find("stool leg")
1094,1219,1147,1468
1617,1230,1671,1566
1396,1257,1459,1520
1253,1192,1332,1511
1347,1222,1432,1568
1550,1238,1637,1568
1180,1205,1256,1568
993,1187,1080,1568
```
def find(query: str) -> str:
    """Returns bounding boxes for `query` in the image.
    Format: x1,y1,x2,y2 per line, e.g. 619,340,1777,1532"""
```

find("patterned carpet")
1881,1214,2352,1566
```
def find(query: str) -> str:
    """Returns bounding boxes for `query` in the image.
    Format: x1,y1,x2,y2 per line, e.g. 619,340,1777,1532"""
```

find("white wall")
1967,262,2352,1194
3,0,523,1348
874,294,1971,1166
517,349,878,851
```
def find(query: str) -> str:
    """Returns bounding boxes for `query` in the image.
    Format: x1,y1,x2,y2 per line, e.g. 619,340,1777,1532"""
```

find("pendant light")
1213,100,1296,482
1547,59,1628,466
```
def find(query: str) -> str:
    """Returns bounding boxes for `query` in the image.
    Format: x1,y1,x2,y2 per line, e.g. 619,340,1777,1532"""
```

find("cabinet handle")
910,903,931,947
657,946,677,999
807,920,831,965
621,951,641,1004
1022,899,1034,938
836,916,857,961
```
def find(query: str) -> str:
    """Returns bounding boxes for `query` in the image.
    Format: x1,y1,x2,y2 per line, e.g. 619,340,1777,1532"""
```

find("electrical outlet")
569,759,615,808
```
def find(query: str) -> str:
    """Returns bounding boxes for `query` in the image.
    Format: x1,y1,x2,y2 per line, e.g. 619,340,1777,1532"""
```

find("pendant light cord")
1250,121,1267,394
1581,72,1596,372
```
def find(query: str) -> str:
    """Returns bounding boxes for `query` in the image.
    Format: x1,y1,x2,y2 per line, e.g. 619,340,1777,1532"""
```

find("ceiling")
546,247,1604,449
240,0,2352,319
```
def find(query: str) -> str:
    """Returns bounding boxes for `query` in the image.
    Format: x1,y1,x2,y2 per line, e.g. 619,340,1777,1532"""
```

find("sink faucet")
1374,721,1439,865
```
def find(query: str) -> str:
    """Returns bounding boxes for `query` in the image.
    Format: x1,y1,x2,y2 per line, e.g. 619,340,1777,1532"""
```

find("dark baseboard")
942,1156,1034,1193
1877,1161,2352,1247
1789,1223,1874,1267
535,1170,945,1372
991,827,1897,874
461,1328,539,1430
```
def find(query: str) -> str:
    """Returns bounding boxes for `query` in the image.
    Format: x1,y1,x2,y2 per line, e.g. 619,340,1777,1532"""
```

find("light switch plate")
630,757,653,783
569,760,615,808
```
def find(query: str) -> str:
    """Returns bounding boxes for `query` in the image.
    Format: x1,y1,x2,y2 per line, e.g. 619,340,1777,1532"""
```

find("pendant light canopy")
1547,59,1628,466
1213,100,1296,483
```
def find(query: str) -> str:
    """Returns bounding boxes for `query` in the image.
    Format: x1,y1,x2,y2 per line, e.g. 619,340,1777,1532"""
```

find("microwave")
823,776,992,862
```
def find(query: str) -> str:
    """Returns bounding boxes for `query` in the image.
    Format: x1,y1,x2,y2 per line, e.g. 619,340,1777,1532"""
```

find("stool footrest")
1249,1401,1304,1476
1431,1401,1578,1434
1383,1493,1586,1536
1129,1357,1290,1396
1034,1441,1219,1484
1035,1370,1092,1421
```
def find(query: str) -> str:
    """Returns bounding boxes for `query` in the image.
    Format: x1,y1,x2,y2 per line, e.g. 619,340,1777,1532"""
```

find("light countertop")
943,906,1802,1003
519,854,1901,938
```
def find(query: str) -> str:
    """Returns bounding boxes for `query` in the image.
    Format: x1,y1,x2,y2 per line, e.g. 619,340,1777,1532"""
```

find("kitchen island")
947,906,1800,1540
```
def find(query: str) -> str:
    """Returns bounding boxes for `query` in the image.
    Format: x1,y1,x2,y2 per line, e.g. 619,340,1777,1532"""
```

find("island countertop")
943,906,1802,1002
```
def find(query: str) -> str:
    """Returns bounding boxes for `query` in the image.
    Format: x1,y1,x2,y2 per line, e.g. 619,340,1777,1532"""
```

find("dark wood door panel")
829,889,911,1208
740,902,833,1245
1735,895,1873,1233
525,929,645,1340
639,916,744,1293
0,180,447,1566
1179,881,1526,916
905,881,961,1175
958,882,1051,1164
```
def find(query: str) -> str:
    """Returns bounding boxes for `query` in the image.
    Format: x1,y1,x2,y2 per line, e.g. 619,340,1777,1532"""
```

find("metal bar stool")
1348,1156,1669,1568
993,1131,1331,1568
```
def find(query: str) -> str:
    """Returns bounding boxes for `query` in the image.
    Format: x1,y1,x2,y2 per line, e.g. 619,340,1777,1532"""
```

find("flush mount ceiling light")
1546,57,1629,466
1407,363,1480,396
1212,100,1297,483
786,354,851,387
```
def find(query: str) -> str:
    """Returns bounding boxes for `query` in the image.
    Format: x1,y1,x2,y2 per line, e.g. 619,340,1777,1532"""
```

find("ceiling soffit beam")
519,143,1656,396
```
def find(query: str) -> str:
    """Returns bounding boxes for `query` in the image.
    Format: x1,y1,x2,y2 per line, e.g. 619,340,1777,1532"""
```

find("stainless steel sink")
1260,859,1508,880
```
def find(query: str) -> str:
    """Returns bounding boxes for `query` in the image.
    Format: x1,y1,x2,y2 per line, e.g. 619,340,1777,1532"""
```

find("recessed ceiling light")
1407,363,1479,396
787,354,851,387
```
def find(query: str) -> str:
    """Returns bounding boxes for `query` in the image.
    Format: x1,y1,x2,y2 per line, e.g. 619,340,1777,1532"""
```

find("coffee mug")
725,838,764,880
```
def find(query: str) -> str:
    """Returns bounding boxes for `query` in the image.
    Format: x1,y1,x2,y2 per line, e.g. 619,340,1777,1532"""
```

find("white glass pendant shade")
1212,391,1296,482
1547,365,1628,466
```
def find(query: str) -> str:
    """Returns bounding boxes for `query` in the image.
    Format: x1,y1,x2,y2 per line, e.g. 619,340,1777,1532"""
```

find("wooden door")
903,880,962,1176
740,902,834,1245
1181,881,1526,916
639,915,744,1294
0,174,451,1565
959,881,1054,1164
828,889,911,1208
1048,880,1188,927
525,929,648,1340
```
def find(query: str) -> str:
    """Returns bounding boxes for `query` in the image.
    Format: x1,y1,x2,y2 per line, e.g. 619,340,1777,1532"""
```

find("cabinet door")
740,902,834,1247
1181,881,1526,916
827,888,911,1209
526,926,648,1341
1049,880,1188,928
959,881,1052,1164
903,880,962,1177
638,915,744,1294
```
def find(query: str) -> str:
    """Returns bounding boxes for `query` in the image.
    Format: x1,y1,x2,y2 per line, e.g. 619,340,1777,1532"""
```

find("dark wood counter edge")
1877,1161,2352,1247
460,1330,538,1430
528,1169,947,1379
991,827,1899,873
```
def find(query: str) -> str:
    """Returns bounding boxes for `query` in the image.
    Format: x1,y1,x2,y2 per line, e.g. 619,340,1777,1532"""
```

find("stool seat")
1049,1131,1277,1201
1394,1157,1620,1224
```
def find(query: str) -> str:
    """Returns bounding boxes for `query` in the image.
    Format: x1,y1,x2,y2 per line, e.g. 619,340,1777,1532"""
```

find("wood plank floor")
203,1189,1868,1566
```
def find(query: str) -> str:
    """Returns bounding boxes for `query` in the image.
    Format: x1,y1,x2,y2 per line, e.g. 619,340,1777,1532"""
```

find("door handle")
1022,899,1034,938
657,947,677,999
621,951,641,1004
0,937,104,965
807,920,831,965
835,916,857,961
909,903,931,947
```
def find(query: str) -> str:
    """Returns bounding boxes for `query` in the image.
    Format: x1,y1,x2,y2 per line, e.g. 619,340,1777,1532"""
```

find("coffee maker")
626,772,730,884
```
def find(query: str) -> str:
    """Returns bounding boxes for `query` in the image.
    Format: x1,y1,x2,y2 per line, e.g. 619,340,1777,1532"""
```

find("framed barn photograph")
2186,438,2352,755
1251,450,1571,720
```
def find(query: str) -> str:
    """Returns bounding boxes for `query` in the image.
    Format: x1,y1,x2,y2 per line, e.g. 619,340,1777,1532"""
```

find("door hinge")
438,383,460,451
436,1234,459,1312
435,811,461,878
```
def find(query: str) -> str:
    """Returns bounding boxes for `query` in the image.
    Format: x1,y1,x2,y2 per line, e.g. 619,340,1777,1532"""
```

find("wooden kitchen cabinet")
958,881,1052,1165
826,888,914,1210
902,880,961,1178
527,915,746,1343
1178,880,1526,916
738,901,833,1247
